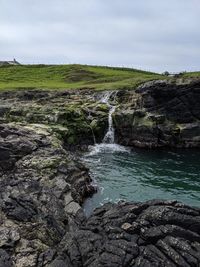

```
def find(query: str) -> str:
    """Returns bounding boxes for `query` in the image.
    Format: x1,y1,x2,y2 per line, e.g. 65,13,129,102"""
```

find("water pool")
83,144,200,216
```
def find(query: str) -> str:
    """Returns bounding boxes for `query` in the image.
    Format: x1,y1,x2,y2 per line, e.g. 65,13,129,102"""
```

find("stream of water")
83,92,200,216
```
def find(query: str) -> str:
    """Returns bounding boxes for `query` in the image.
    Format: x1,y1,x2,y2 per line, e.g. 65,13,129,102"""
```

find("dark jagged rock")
114,79,200,148
1,80,200,150
56,200,200,267
0,80,200,266
0,123,94,266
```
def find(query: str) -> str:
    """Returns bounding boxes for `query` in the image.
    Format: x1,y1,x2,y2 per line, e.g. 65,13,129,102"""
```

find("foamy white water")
83,92,200,217
103,105,116,144
86,143,130,157
86,91,129,156
101,91,116,144
100,91,113,104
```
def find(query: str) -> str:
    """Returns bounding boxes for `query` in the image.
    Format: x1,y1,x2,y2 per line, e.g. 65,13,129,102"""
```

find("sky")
0,0,199,73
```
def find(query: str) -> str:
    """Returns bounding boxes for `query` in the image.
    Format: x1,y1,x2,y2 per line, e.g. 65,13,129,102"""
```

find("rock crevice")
0,80,200,266
53,200,200,267
114,80,200,148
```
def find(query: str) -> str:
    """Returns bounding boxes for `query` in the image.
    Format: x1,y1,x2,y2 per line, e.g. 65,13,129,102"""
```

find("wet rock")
0,83,199,266
62,200,200,267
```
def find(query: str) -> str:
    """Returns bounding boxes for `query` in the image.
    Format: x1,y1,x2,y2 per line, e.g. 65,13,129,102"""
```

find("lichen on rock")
0,123,94,266
0,79,200,266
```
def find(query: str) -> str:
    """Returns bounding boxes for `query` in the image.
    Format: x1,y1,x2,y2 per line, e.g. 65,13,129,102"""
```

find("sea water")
83,146,200,216
83,91,200,216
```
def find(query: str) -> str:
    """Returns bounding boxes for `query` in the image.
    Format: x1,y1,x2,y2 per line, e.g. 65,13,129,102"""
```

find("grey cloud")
0,0,199,72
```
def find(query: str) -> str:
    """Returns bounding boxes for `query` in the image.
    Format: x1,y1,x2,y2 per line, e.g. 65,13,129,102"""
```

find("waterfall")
85,91,129,156
100,91,112,104
103,105,116,144
100,91,116,144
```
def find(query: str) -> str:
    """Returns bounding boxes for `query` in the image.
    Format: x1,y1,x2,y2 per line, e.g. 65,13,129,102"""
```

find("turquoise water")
83,144,200,216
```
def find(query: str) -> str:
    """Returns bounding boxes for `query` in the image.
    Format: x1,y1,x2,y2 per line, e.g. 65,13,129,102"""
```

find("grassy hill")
181,71,200,78
0,64,164,91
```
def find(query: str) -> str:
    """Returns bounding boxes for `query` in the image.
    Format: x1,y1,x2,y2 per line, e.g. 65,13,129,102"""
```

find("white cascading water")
83,91,130,216
102,91,116,144
100,91,112,104
86,91,129,156
103,105,116,143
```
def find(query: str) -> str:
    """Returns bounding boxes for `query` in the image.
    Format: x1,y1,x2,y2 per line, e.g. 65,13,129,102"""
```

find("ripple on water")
82,146,200,216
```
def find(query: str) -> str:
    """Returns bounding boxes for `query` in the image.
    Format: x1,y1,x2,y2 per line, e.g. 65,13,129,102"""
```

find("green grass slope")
181,71,200,78
0,64,164,91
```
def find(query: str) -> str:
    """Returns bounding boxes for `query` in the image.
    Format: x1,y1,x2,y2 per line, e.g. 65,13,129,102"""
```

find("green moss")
67,135,76,145
175,124,185,131
25,156,61,170
22,123,65,148
96,104,109,112
172,125,181,135
133,115,154,127
90,119,97,129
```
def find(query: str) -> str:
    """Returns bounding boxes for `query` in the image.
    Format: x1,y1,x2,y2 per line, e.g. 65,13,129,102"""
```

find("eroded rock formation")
51,200,200,267
0,79,200,266
0,123,94,266
0,90,109,150
0,79,200,150
114,79,200,148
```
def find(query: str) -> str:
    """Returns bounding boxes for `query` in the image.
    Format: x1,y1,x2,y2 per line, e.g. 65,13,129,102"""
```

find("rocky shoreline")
0,123,95,266
57,200,200,267
0,79,200,266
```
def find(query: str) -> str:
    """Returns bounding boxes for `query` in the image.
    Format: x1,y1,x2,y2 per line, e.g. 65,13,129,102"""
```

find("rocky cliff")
0,79,199,150
0,90,109,150
0,79,200,266
114,79,200,148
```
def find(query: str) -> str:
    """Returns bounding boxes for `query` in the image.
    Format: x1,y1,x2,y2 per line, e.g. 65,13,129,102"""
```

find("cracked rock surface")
56,200,200,267
0,123,94,267
0,80,200,266
114,79,200,148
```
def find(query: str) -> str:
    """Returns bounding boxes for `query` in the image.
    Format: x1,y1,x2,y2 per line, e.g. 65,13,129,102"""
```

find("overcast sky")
0,0,199,72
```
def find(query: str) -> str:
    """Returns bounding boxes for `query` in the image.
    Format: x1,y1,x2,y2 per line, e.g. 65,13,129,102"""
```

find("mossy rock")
134,109,146,118
23,156,62,170
96,104,109,112
113,110,134,127
64,121,92,145
133,115,154,128
172,125,181,136
67,135,77,145
90,119,98,129
148,114,166,124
